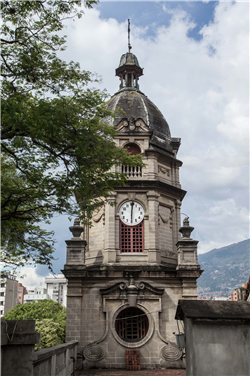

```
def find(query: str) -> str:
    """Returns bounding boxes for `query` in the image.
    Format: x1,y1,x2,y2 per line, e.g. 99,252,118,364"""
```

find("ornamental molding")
158,165,170,177
158,206,173,228
83,343,105,362
100,279,164,298
92,206,105,223
161,343,182,361
116,117,149,132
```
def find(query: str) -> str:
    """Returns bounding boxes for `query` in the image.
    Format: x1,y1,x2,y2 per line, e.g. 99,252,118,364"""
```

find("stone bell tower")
63,42,202,370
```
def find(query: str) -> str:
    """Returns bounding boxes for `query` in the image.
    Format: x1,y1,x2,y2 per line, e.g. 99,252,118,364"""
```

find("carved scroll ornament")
158,165,170,177
116,117,149,132
92,206,105,223
161,343,182,361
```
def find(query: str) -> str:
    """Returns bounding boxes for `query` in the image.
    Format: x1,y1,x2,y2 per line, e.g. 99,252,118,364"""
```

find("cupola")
115,20,143,90
115,52,143,90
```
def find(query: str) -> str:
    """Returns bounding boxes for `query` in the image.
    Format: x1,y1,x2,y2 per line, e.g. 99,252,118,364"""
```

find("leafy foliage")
1,0,143,271
4,299,66,349
35,319,65,350
3,299,66,322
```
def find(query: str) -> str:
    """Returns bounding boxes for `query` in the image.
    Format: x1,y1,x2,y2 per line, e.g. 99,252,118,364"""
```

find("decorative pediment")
116,117,149,132
100,279,164,298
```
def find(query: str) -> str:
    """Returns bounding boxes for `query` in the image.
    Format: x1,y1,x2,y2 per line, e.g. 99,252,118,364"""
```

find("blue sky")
15,1,249,287
96,1,217,41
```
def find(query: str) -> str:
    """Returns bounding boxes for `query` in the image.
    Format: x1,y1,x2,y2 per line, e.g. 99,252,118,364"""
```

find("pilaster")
172,200,181,250
103,192,117,263
66,278,82,343
147,191,160,263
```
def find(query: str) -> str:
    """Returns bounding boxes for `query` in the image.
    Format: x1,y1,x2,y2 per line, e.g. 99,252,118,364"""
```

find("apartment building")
24,287,50,303
17,282,28,305
0,275,18,317
45,273,67,307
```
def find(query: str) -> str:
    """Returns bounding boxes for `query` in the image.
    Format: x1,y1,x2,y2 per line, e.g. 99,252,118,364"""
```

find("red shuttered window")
120,221,144,253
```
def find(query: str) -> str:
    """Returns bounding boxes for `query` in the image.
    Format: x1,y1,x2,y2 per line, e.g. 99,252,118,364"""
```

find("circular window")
115,307,149,343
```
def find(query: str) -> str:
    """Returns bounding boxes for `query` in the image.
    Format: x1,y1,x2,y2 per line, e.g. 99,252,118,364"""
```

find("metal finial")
128,19,132,52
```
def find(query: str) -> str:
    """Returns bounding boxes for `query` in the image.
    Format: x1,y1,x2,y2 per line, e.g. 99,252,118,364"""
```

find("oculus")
115,307,149,343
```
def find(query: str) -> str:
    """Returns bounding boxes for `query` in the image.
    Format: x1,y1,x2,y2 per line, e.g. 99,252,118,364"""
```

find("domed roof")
118,52,141,68
107,89,172,152
116,52,143,77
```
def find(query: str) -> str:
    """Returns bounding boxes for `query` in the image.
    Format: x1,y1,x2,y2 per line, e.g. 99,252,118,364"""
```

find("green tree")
4,299,67,349
1,0,142,271
35,319,65,350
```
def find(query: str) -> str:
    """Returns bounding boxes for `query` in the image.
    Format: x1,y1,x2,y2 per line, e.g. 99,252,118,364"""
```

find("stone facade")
62,50,201,370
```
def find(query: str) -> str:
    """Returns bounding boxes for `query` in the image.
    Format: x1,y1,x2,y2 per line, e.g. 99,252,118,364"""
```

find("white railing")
122,165,142,178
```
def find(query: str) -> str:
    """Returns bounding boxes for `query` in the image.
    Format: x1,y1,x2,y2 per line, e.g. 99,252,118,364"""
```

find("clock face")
119,201,144,226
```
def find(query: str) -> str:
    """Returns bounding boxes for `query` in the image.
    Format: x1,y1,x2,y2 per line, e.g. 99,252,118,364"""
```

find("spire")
115,20,143,91
128,19,132,53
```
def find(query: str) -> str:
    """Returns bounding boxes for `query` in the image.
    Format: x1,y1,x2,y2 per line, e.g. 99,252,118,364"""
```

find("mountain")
197,239,250,298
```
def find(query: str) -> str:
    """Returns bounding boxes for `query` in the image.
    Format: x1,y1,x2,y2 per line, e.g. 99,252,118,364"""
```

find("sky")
17,1,249,288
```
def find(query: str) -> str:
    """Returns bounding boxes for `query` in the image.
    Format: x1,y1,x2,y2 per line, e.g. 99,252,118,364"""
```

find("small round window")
115,307,149,343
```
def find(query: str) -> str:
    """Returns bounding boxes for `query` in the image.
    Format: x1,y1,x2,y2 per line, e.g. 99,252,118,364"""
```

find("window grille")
115,307,149,342
120,221,144,253
122,164,142,177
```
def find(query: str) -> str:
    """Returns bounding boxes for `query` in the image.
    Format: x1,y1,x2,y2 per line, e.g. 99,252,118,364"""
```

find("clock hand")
131,201,134,224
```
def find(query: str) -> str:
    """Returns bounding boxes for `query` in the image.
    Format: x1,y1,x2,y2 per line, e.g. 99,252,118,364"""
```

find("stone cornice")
118,180,186,200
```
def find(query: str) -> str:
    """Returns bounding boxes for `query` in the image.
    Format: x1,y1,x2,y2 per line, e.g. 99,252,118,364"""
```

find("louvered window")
120,221,144,253
115,307,149,342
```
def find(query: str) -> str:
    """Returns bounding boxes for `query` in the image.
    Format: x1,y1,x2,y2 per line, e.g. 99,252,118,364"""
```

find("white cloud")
194,198,249,254
16,267,49,290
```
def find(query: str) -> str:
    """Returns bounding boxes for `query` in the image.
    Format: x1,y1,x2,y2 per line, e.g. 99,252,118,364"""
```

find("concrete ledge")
32,340,78,361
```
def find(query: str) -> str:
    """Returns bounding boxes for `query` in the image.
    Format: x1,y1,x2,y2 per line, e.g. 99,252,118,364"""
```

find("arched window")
125,143,141,155
115,307,149,342
122,143,142,177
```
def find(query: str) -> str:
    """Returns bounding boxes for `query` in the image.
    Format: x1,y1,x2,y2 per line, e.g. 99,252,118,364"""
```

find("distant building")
214,297,229,301
243,275,250,301
0,275,18,317
24,287,50,303
45,273,67,307
229,283,247,301
17,283,28,305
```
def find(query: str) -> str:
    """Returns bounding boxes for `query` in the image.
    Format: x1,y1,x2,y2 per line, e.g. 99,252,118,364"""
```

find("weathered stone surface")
177,300,250,376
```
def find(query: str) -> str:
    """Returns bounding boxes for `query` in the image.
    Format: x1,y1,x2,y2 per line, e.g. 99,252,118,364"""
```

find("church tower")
63,35,201,369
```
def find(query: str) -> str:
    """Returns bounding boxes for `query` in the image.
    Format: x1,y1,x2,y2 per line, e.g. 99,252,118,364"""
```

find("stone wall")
1,319,78,376
65,275,186,370
184,317,250,376
176,300,250,376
